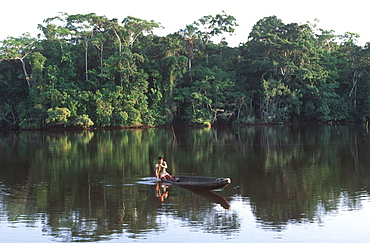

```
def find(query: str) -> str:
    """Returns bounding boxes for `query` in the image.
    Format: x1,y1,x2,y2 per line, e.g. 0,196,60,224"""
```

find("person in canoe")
155,156,177,182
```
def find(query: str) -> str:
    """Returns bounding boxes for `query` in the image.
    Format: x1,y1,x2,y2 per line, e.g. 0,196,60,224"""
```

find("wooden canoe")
162,176,231,190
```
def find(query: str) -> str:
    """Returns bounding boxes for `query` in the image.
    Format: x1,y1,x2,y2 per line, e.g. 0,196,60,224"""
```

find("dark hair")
158,156,164,160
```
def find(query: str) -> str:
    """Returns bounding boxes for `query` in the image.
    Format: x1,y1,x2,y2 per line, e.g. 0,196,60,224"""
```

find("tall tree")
240,16,343,122
121,16,161,50
0,33,38,88
196,10,238,44
178,24,202,82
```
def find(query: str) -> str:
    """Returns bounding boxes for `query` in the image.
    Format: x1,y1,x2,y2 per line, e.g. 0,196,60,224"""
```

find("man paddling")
155,156,177,181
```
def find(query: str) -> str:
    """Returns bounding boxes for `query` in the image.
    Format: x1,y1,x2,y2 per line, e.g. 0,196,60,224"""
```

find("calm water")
1,125,370,242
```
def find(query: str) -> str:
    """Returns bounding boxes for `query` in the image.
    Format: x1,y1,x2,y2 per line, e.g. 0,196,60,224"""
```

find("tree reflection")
0,125,370,240
232,125,370,230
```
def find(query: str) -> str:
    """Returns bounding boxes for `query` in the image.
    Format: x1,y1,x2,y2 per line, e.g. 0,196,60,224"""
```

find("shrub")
45,107,71,126
72,114,94,128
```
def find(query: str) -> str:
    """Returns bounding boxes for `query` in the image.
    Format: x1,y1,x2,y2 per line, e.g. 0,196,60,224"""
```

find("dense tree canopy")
1,13,370,129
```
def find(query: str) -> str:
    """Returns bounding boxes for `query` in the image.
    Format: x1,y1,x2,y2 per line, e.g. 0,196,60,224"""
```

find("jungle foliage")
1,13,370,129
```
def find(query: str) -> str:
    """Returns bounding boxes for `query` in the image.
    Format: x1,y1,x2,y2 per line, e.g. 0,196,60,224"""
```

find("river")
0,125,370,242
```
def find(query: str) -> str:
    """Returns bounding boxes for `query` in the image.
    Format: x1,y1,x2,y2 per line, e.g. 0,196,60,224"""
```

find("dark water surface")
1,125,370,242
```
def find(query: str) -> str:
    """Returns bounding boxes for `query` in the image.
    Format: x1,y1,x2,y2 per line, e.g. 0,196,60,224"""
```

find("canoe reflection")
185,188,231,210
155,182,230,209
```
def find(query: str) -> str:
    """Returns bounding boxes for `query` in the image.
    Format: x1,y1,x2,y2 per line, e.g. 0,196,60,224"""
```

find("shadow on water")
0,124,370,241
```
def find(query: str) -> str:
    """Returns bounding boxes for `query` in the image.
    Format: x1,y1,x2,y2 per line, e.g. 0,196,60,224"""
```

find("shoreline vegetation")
1,13,370,130
1,120,364,133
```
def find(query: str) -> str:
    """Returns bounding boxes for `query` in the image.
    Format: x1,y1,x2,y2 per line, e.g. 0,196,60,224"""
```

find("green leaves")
1,13,370,129
46,107,71,125
0,33,37,60
236,16,365,123
174,65,236,124
196,10,238,43
0,33,39,87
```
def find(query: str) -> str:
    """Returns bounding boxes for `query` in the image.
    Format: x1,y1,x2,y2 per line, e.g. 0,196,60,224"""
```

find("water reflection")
155,182,169,202
0,125,370,241
154,181,231,209
184,188,231,210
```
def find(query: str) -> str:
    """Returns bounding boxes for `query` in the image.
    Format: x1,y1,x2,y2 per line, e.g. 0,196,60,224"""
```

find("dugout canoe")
162,176,231,190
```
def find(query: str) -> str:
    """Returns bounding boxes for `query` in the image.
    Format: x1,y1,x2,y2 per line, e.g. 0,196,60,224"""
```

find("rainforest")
1,13,369,129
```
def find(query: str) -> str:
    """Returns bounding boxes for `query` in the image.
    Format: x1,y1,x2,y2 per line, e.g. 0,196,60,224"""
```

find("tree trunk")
188,58,193,82
85,39,89,81
19,58,31,88
112,29,123,85
187,39,194,82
